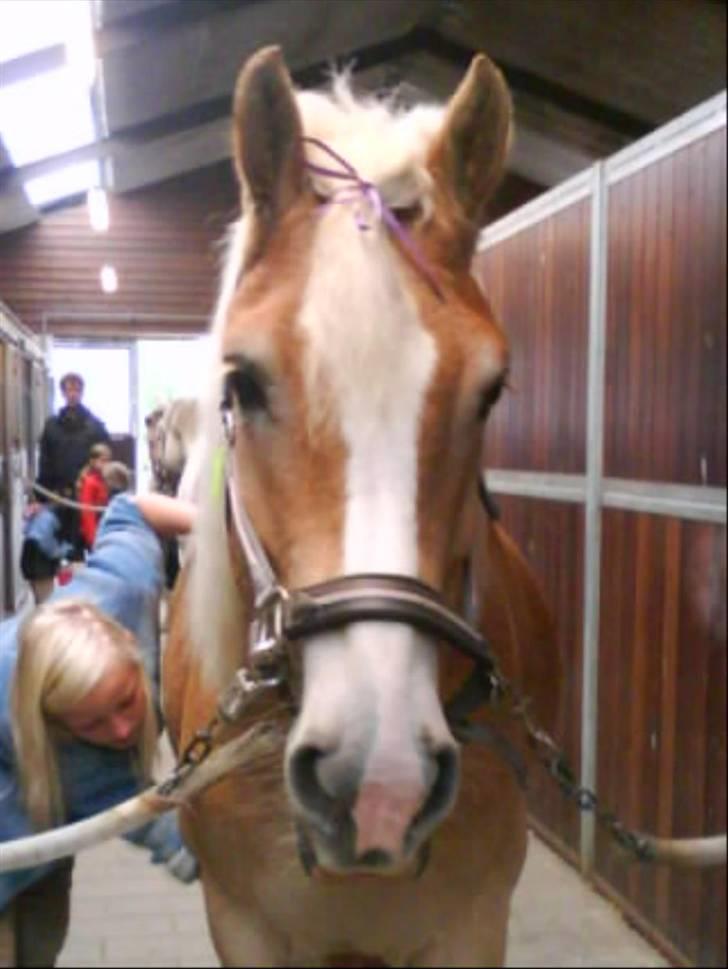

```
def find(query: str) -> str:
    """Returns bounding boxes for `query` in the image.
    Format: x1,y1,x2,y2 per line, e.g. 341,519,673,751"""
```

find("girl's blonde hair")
10,598,159,830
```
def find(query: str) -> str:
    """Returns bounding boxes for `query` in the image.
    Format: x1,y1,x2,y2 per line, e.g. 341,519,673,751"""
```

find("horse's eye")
477,375,507,421
223,360,269,414
391,202,422,225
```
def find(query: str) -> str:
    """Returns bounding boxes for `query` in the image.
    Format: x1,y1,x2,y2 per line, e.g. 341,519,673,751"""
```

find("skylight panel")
0,0,96,211
0,67,95,167
25,159,99,207
0,0,71,64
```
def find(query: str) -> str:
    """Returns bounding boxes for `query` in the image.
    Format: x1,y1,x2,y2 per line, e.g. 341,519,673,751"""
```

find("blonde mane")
188,78,447,689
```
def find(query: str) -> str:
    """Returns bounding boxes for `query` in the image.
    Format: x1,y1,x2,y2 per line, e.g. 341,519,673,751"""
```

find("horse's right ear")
232,46,306,257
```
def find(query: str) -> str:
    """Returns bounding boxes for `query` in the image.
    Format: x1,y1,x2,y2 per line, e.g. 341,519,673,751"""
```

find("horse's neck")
473,516,562,735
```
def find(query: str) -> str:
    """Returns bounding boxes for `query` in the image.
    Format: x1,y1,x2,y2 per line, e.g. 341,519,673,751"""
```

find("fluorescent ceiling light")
25,159,100,207
100,265,118,294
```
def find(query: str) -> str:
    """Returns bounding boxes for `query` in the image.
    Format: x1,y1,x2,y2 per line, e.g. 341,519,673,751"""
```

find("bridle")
218,403,502,733
218,139,498,712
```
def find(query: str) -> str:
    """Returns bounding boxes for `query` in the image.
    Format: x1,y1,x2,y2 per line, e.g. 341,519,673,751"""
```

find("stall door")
2,345,28,613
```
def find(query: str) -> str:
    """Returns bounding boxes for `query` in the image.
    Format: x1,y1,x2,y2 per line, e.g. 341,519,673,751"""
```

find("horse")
145,397,200,589
144,397,199,497
163,46,562,967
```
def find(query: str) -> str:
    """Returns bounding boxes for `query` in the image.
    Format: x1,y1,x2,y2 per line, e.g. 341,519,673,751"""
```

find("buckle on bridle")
249,585,291,680
220,402,236,446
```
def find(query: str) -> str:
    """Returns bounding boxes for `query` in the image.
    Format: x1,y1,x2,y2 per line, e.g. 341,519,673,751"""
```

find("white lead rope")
27,480,108,514
0,724,276,874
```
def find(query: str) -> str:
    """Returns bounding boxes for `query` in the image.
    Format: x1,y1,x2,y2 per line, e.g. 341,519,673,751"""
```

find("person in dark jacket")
35,373,110,562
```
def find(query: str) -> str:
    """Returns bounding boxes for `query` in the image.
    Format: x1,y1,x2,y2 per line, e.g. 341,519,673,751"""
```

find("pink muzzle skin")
352,780,427,860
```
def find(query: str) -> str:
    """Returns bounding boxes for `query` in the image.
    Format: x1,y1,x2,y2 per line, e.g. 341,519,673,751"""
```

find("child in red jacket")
77,443,112,551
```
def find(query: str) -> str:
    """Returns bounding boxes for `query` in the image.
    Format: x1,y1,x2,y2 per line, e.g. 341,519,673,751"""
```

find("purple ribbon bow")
302,136,444,301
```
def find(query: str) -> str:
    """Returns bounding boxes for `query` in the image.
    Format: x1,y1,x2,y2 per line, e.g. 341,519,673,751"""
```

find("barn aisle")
57,830,669,968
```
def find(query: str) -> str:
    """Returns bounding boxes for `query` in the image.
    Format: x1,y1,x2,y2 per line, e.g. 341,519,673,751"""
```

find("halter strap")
226,451,279,604
222,405,499,700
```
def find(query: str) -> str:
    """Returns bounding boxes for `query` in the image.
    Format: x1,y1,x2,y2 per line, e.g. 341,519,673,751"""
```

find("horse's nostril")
289,740,460,862
415,746,459,833
287,745,344,836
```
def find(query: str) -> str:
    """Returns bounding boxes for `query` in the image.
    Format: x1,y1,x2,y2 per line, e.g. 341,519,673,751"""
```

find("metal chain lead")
486,658,654,861
157,718,224,797
156,660,286,799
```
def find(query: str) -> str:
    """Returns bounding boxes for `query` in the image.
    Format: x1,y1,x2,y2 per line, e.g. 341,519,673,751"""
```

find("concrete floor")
56,829,670,968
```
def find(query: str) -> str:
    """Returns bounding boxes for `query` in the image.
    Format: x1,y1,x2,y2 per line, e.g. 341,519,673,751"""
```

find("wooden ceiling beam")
435,0,726,127
100,0,443,133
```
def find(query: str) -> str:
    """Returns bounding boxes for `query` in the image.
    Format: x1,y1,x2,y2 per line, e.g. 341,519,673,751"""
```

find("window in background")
50,343,132,434
136,337,209,489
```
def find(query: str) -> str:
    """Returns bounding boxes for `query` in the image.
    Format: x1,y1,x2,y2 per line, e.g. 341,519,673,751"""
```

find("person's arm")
123,812,198,884
81,493,194,596
131,493,196,539
85,410,111,447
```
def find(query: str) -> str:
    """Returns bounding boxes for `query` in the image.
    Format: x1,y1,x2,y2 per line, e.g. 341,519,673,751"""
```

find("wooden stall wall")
604,130,726,488
477,199,590,858
597,511,726,966
0,306,48,615
0,161,239,337
476,94,726,968
480,200,590,475
594,123,727,967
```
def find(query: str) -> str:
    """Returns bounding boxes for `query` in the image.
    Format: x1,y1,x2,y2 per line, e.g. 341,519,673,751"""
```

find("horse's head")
190,47,512,876
158,398,199,478
146,398,199,494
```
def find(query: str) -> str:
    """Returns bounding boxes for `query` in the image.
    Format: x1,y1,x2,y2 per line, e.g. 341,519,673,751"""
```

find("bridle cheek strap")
226,450,280,603
223,434,500,708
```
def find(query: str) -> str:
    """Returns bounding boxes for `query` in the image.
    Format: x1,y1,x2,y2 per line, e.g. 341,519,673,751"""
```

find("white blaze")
299,204,436,576
294,204,447,854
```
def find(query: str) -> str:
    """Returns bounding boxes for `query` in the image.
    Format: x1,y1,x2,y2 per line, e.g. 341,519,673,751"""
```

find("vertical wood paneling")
480,118,725,967
475,199,590,474
493,495,584,855
604,129,727,486
596,510,726,967
0,162,240,334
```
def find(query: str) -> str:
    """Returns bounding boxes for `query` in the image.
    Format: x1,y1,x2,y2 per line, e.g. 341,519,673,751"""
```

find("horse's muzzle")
287,742,459,874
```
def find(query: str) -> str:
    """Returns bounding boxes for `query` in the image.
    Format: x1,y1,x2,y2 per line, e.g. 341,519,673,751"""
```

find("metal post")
580,160,609,873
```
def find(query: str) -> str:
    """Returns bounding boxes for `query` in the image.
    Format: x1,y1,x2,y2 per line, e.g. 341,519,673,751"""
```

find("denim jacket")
0,495,190,909
22,505,72,562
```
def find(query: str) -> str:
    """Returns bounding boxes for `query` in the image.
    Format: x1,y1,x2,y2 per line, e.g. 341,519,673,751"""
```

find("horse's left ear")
428,54,512,231
232,46,306,258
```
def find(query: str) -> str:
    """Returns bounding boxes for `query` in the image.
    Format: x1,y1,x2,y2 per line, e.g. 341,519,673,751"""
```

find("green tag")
211,446,227,502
